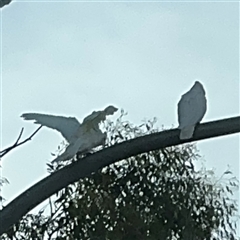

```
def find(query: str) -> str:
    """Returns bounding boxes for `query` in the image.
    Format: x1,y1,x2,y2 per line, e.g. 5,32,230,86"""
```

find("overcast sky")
0,0,239,234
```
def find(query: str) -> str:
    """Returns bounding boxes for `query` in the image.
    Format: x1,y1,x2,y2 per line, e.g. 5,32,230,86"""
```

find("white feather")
177,81,207,140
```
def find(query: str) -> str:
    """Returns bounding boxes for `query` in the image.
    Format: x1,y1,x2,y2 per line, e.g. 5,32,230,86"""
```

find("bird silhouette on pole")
177,81,207,140
21,105,118,163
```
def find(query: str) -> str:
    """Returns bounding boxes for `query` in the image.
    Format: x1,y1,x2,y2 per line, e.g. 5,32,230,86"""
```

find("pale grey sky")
0,0,239,234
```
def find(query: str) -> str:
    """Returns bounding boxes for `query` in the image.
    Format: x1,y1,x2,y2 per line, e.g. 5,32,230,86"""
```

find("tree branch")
0,126,42,158
0,116,239,235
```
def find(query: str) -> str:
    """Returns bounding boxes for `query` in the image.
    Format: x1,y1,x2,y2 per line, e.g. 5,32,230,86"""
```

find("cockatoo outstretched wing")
21,106,118,163
82,105,118,125
178,81,207,140
21,113,81,143
74,105,118,145
52,105,118,163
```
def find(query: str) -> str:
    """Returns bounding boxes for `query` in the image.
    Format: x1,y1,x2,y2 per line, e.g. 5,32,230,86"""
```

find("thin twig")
0,126,42,158
13,128,24,146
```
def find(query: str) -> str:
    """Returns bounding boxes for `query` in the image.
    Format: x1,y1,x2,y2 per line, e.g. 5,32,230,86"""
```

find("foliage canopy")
2,112,239,240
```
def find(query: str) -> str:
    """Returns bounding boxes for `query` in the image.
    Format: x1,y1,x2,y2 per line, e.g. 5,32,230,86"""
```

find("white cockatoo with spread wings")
21,105,118,163
177,81,207,140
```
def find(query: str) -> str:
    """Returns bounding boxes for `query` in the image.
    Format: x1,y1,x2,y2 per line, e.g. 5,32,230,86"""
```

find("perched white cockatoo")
177,81,207,140
21,105,118,163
